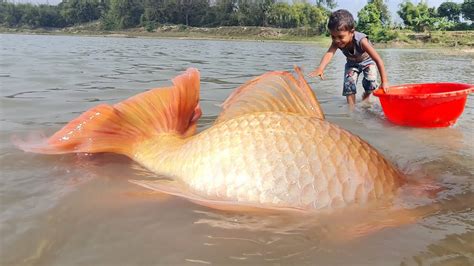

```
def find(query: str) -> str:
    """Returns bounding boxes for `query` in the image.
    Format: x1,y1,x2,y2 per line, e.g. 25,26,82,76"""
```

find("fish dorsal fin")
215,66,324,124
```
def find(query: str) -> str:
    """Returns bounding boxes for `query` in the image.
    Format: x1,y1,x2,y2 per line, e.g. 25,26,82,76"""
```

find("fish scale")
135,111,403,210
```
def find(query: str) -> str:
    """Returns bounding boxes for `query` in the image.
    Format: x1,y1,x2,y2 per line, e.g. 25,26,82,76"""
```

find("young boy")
309,9,389,106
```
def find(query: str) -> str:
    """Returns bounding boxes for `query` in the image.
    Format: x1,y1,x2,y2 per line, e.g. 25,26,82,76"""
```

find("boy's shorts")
343,62,379,96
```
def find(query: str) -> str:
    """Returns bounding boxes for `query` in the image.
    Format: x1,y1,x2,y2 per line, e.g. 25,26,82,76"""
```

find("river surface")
1,34,473,265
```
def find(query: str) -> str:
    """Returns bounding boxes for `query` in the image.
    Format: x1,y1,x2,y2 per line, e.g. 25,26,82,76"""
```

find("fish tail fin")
14,104,139,156
14,68,201,157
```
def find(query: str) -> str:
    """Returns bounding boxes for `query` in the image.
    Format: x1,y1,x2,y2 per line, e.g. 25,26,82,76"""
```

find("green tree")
438,1,461,22
398,1,419,27
273,3,326,33
291,3,326,28
60,0,101,25
398,1,431,30
1,2,19,26
267,3,296,28
461,0,474,21
398,0,454,31
21,4,41,27
291,3,311,27
237,0,264,26
255,0,276,26
141,0,163,25
199,6,220,26
369,0,390,25
212,0,238,26
236,0,255,25
315,0,337,9
38,5,66,27
102,0,143,29
0,1,65,27
175,0,208,26
357,2,397,41
358,3,381,37
237,0,287,27
161,0,181,25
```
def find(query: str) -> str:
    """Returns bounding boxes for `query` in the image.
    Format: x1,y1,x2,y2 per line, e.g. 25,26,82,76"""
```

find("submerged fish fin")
215,66,324,124
129,179,306,214
338,208,421,241
330,189,474,241
129,179,192,198
14,68,201,156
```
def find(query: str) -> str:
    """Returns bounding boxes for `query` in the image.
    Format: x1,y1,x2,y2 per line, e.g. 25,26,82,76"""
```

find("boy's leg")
361,64,379,100
343,63,360,106
346,94,356,105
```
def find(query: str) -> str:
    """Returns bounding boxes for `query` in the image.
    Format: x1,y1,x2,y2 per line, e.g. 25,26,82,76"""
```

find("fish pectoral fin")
187,199,307,214
129,179,240,210
338,209,420,240
129,179,306,214
215,66,324,124
326,203,435,242
129,179,191,198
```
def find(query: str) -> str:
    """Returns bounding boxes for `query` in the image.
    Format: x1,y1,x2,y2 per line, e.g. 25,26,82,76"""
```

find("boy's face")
330,29,355,49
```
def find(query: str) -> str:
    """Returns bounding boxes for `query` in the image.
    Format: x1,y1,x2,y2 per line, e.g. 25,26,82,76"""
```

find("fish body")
135,112,402,210
17,67,404,212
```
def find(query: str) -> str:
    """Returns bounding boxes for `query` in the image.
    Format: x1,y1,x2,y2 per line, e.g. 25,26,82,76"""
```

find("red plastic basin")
373,83,473,127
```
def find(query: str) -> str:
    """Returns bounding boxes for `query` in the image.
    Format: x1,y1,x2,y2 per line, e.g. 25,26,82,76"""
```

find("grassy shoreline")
1,23,473,51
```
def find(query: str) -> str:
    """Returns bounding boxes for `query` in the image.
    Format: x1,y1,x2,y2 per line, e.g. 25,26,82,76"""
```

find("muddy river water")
1,34,473,265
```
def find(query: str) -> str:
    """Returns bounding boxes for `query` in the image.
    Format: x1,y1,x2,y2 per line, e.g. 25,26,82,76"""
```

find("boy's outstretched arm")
309,43,338,80
360,38,389,92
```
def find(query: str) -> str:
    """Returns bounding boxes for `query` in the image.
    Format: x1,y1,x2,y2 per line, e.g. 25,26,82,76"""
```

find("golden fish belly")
139,112,403,210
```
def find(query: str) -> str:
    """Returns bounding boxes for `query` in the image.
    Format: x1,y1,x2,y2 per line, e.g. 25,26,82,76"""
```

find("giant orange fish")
16,67,405,212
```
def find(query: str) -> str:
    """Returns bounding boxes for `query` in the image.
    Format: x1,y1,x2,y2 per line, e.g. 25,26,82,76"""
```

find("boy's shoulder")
354,31,368,40
354,31,372,47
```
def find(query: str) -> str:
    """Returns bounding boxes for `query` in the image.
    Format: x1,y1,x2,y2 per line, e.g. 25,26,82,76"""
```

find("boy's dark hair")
328,9,355,31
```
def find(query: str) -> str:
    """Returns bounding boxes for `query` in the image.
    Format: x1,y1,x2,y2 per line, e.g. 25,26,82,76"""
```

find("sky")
8,0,465,22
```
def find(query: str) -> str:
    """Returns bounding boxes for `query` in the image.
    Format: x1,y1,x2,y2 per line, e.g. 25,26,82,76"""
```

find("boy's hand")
308,68,325,80
380,82,390,93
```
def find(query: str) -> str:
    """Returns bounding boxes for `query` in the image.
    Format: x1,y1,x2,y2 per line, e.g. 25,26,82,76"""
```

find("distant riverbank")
1,22,473,51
